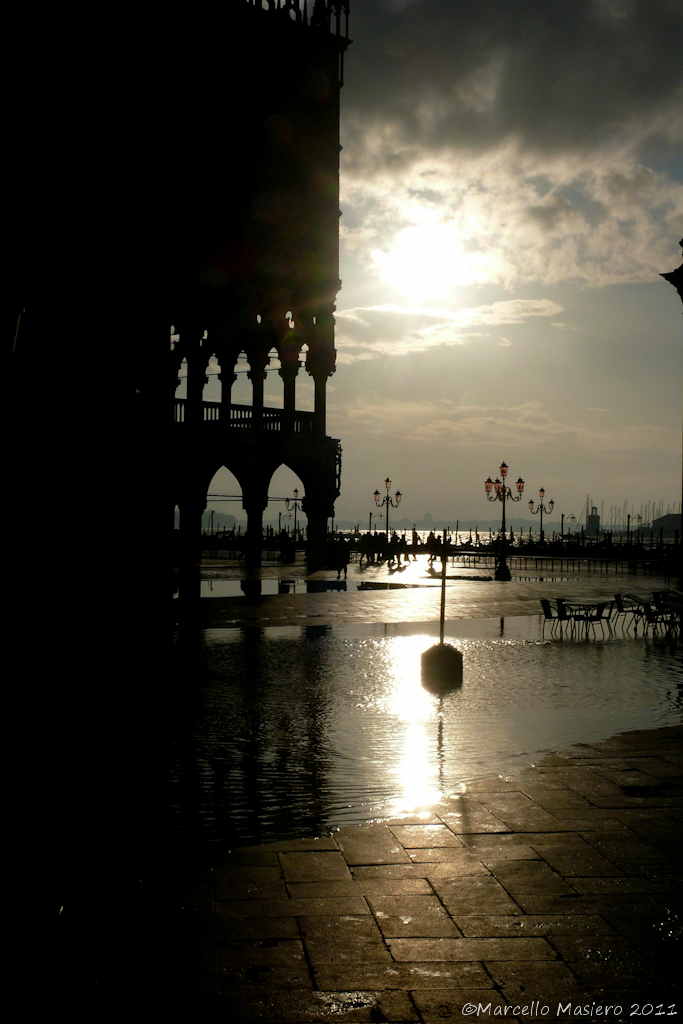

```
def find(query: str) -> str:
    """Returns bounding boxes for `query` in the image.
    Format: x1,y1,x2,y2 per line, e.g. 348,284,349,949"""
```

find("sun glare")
372,224,484,301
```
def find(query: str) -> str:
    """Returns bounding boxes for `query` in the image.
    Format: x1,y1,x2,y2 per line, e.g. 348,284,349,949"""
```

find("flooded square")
166,615,682,856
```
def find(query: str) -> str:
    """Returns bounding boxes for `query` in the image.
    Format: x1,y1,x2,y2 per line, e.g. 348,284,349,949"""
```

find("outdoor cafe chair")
613,593,646,633
554,598,580,637
643,593,680,635
580,601,611,639
555,598,611,639
540,599,561,637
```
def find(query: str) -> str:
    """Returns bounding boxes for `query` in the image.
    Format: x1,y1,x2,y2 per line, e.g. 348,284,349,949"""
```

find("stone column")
279,352,299,433
242,479,270,568
247,361,268,432
306,309,336,435
176,490,207,612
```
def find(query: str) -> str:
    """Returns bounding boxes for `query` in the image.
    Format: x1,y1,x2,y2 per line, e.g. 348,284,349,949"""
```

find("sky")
211,0,683,530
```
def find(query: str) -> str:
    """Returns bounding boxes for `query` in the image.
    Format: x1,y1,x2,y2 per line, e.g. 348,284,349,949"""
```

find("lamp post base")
494,558,512,581
421,643,463,691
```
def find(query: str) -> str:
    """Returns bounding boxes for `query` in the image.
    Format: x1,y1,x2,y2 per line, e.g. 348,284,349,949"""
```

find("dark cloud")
343,0,683,164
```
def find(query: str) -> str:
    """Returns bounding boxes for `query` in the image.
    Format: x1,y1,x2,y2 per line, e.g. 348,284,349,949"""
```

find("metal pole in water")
439,529,447,644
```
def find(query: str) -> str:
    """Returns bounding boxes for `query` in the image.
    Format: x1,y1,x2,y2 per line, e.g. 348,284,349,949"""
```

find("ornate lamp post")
286,488,304,541
528,488,554,543
373,477,402,541
484,461,524,580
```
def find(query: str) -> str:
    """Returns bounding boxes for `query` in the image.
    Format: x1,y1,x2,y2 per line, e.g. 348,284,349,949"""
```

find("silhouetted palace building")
10,0,350,614
7,2,351,978
169,2,350,593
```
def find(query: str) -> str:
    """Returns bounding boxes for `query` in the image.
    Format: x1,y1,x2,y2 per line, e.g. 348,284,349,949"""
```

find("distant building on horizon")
652,513,681,539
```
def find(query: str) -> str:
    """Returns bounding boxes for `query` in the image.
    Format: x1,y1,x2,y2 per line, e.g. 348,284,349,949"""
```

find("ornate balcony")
174,399,315,434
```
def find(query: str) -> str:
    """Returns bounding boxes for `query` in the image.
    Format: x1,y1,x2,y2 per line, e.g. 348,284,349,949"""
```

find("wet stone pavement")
161,558,682,1022
162,734,682,1023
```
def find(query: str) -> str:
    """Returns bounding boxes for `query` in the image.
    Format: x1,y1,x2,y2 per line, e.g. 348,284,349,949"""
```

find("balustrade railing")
174,399,315,433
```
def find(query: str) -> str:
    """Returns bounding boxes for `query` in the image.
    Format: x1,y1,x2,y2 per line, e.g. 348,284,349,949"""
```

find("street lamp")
484,461,524,580
368,511,384,533
560,513,576,541
528,488,554,543
285,488,304,542
373,477,402,541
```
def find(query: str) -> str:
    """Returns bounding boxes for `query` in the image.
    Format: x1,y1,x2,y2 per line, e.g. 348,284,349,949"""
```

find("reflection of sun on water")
382,636,451,815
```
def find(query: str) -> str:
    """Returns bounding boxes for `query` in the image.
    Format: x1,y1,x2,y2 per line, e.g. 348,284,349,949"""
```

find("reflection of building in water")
167,2,350,598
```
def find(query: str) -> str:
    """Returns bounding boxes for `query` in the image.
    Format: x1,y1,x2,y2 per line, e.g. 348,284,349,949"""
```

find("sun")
371,224,483,302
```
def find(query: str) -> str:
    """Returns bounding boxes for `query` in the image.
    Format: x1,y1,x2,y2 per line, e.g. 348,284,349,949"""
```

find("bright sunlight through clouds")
370,223,492,300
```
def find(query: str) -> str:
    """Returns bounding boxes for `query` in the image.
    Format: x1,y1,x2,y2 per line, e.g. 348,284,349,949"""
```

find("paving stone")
480,794,583,831
387,936,556,961
531,842,626,877
388,824,464,847
635,864,683,885
459,832,558,849
604,911,682,968
368,895,460,937
475,845,543,863
216,896,370,917
351,860,491,881
622,757,683,780
278,851,354,884
433,875,525,916
491,812,588,833
439,802,511,833
548,935,668,989
226,987,419,1023
488,861,577,895
513,893,667,916
214,868,288,901
590,989,683,1014
405,848,490,871
213,916,300,941
217,847,282,867
484,959,591,1003
479,793,549,815
286,878,433,898
411,988,509,1022
568,876,683,895
537,812,630,829
517,784,594,810
298,915,392,964
266,836,342,852
574,739,643,757
219,938,312,991
313,960,492,991
595,767,664,788
577,831,669,863
456,913,617,937
335,825,412,866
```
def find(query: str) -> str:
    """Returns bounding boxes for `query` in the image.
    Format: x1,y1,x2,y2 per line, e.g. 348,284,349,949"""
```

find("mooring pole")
440,528,447,644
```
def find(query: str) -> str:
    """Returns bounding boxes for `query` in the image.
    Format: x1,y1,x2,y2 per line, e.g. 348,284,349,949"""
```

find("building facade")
160,2,350,597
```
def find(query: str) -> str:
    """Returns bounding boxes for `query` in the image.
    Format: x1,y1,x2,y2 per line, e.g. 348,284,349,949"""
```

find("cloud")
330,395,681,459
339,1,683,291
340,152,683,290
344,0,683,162
334,298,565,358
